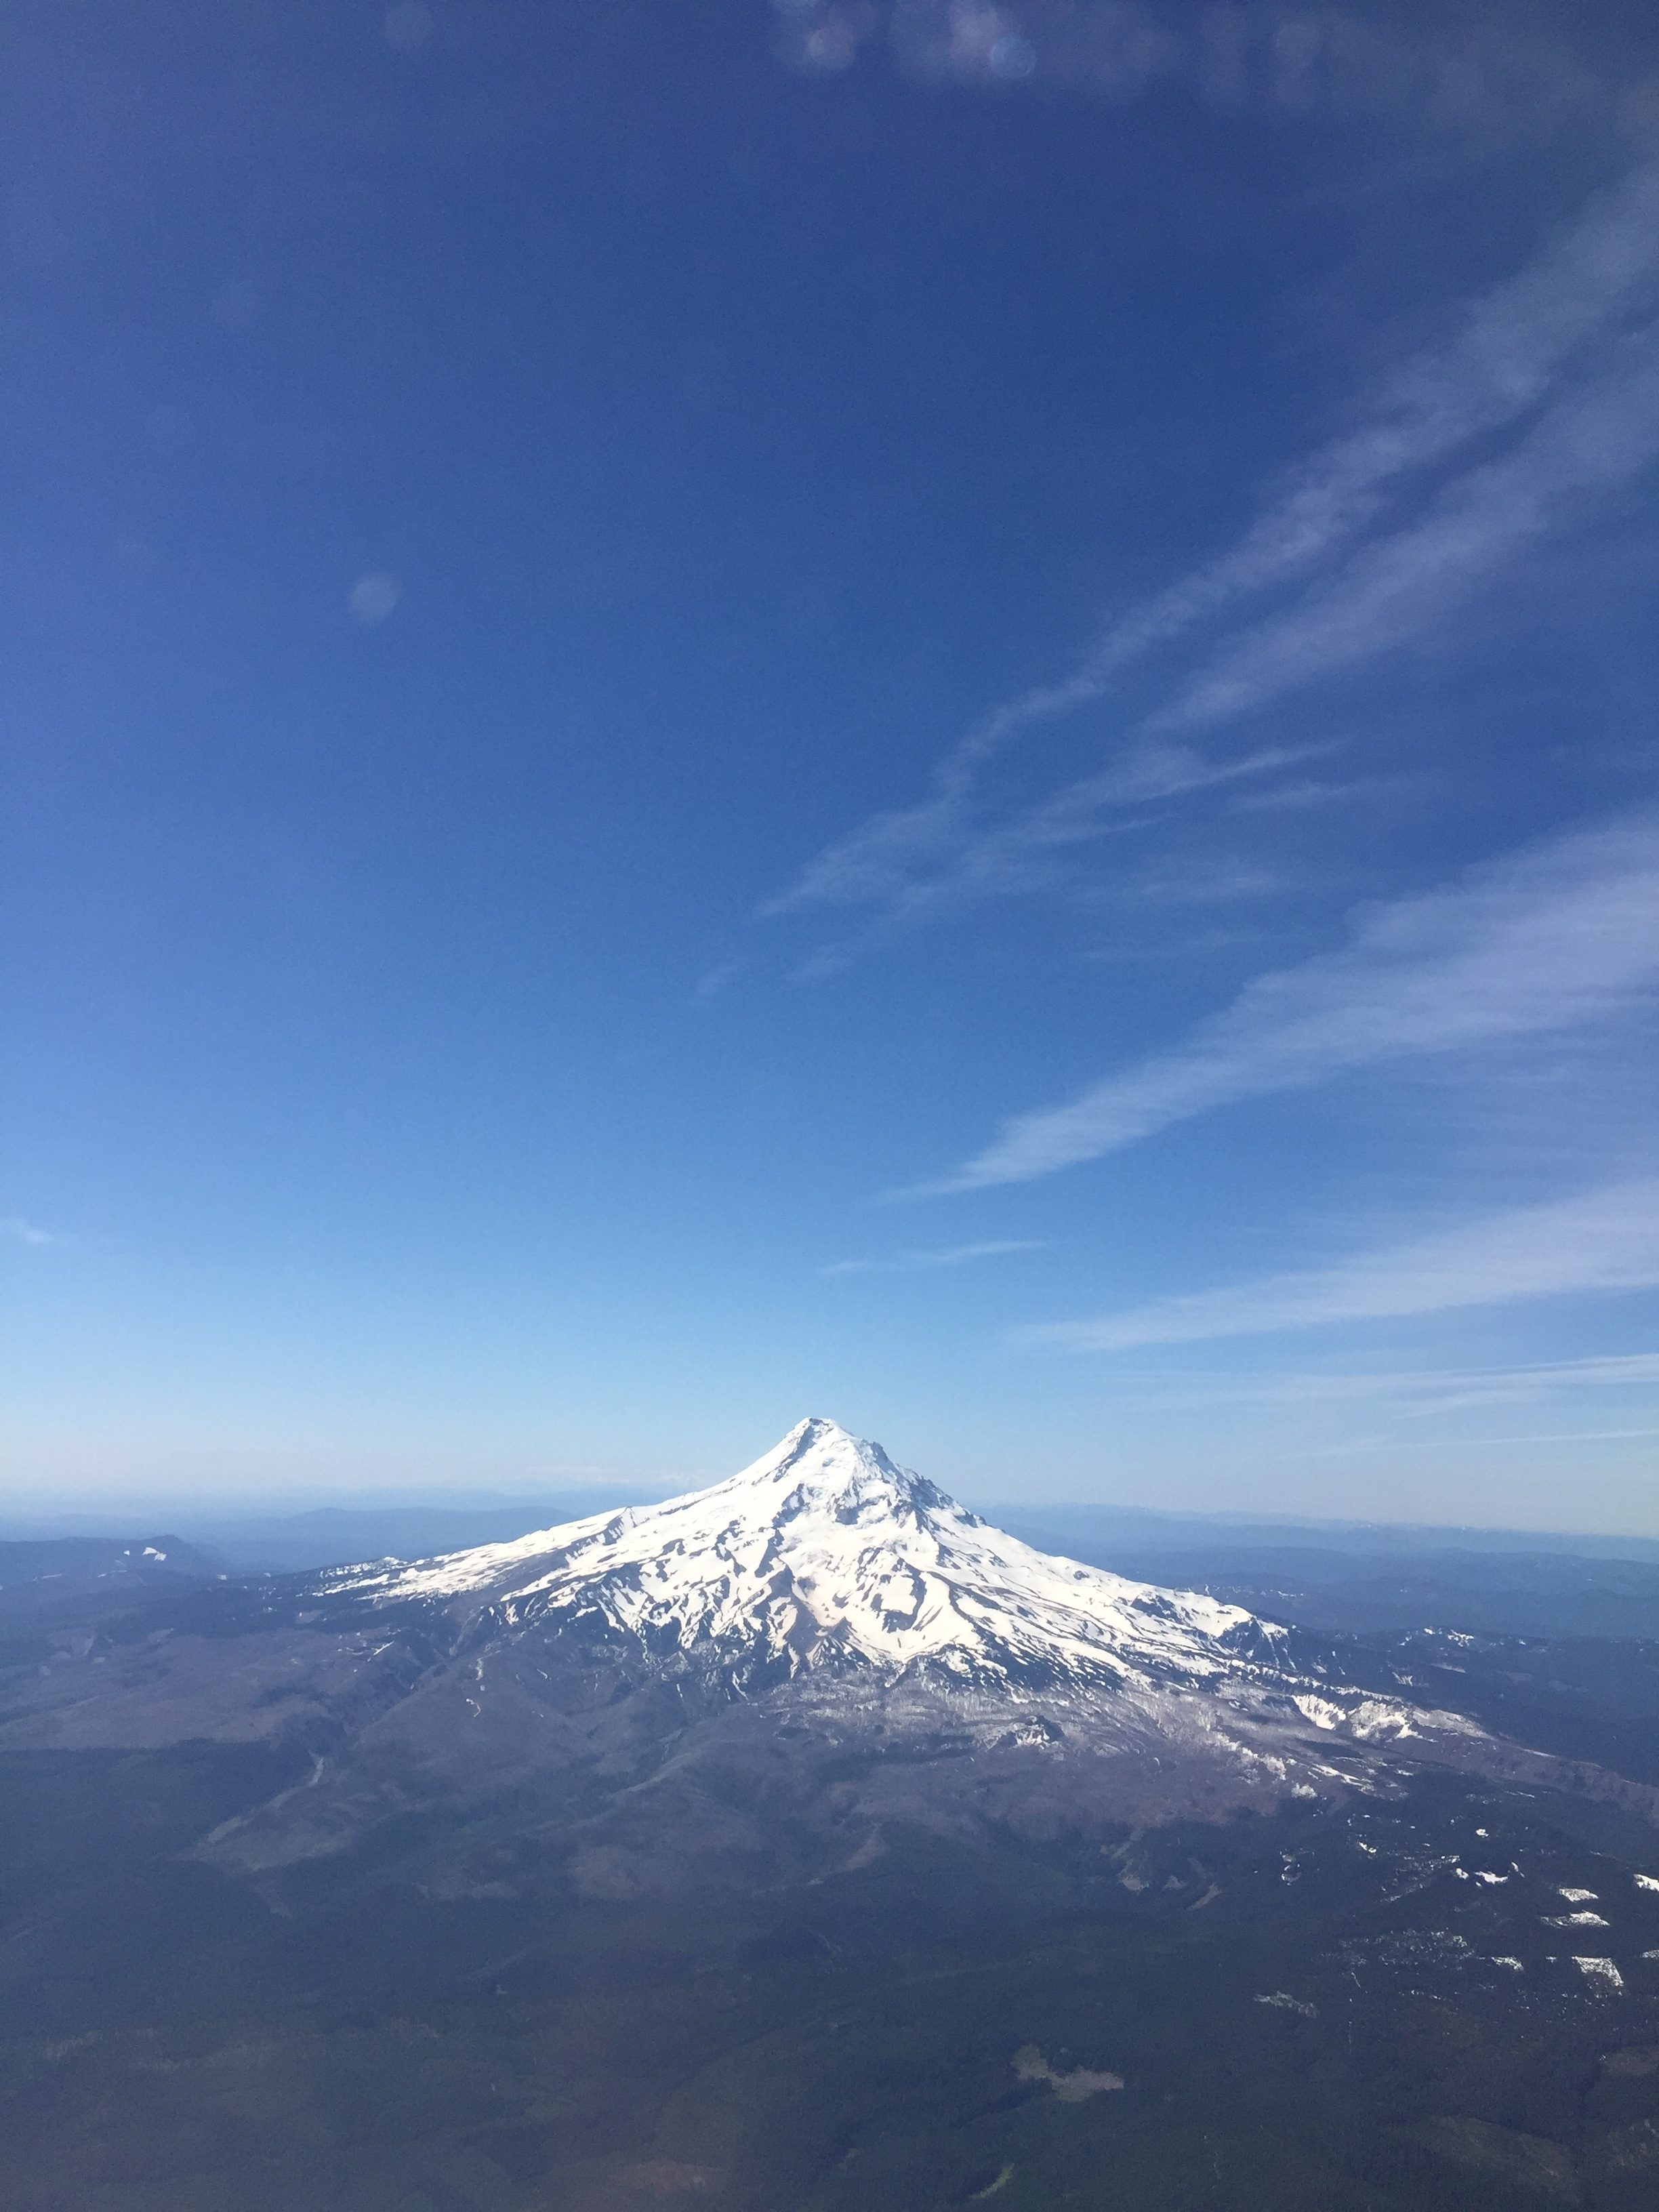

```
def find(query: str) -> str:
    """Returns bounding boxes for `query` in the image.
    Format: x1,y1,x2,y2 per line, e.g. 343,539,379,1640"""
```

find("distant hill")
0,1536,224,1619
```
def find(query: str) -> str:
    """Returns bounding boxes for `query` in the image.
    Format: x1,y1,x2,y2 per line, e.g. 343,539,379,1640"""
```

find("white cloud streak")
820,1238,1046,1277
693,959,743,1004
1115,161,1659,672
1155,312,1659,734
1023,1179,1659,1350
787,742,1312,975
765,160,1659,940
1,1217,56,1248
926,810,1659,1193
1157,1351,1659,1416
1411,1428,1659,1448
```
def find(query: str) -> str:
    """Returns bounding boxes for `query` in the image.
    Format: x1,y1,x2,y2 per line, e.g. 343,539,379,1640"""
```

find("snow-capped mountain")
8,1420,1654,1891
331,1417,1282,1691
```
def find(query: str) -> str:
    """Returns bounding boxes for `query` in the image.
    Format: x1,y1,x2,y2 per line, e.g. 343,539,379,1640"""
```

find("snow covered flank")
333,1417,1271,1691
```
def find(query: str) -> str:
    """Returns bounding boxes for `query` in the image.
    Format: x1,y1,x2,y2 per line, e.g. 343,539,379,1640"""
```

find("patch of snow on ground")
1574,1957,1624,1989
1294,1694,1344,1730
1012,2047,1124,2100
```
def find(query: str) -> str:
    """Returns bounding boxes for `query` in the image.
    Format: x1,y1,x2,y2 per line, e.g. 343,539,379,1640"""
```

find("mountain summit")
332,1416,1269,1690
7,1421,1653,1889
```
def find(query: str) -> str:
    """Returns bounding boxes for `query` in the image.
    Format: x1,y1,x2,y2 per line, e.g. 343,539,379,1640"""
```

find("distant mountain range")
8,1460,1659,1601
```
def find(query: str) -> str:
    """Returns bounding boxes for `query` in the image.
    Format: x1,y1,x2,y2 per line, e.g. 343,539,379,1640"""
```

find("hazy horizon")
6,1415,1659,1544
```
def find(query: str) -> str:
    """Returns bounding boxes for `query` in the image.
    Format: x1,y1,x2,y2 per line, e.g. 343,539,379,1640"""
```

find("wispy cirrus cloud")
1,1216,56,1248
1078,157,1659,747
692,958,743,1004
765,159,1659,951
784,741,1313,976
1021,1179,1659,1351
922,810,1659,1193
820,1238,1046,1277
1153,313,1659,736
1162,1351,1659,1416
1386,1427,1659,1449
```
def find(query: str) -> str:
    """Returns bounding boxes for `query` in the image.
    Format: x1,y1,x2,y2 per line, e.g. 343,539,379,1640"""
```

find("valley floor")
4,1741,1659,2212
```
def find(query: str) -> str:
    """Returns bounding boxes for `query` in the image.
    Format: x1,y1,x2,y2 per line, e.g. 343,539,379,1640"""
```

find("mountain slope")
329,1417,1279,1688
3,1422,1654,1891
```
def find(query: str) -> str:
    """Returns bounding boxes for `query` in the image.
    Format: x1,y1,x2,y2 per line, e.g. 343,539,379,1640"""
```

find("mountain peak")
338,1420,1261,1690
720,1416,939,1522
748,1414,874,1470
715,1417,984,1545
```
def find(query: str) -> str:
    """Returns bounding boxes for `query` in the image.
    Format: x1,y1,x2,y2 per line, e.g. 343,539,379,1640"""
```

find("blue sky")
5,1,1659,1528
